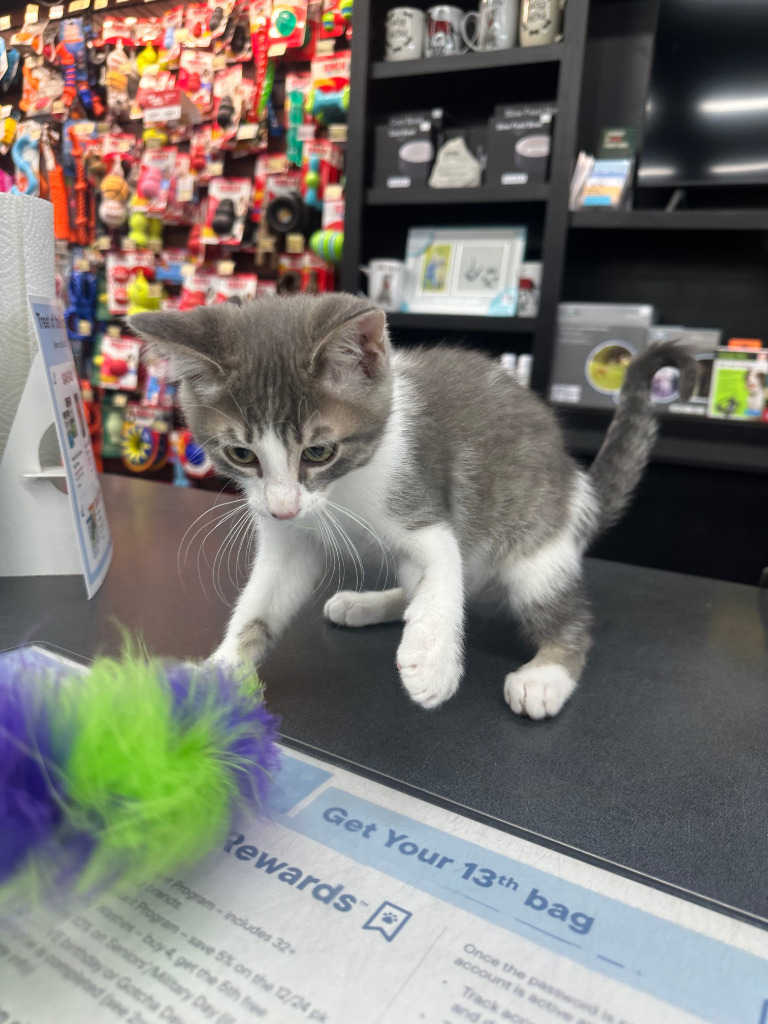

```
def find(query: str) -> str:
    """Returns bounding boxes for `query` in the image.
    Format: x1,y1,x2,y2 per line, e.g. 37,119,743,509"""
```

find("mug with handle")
519,0,565,47
424,5,464,57
461,0,517,52
360,259,405,312
384,7,426,61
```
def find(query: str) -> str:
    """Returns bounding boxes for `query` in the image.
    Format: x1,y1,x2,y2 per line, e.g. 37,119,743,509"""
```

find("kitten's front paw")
396,618,462,709
212,618,272,668
504,663,576,719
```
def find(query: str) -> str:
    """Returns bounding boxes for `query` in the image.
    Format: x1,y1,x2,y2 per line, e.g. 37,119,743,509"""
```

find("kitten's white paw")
396,617,462,709
324,591,389,628
504,663,577,719
208,642,246,668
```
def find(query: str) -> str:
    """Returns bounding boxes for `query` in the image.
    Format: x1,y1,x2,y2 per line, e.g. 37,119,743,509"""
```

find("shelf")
570,209,768,231
387,313,536,334
366,185,550,206
371,43,563,80
562,415,768,474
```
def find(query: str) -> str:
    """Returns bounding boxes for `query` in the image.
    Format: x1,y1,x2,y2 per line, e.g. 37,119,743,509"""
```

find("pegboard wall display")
0,0,350,483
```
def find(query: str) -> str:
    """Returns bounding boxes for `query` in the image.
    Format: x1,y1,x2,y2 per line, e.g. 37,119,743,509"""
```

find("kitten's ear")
128,309,226,387
309,307,389,396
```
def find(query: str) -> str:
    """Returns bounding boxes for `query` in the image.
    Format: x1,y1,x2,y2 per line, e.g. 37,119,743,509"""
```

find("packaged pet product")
212,272,259,303
648,327,721,416
202,177,252,245
708,347,768,421
106,252,155,317
549,303,656,410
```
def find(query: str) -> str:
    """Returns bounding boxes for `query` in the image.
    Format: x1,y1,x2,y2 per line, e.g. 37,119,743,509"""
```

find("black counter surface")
2,475,766,926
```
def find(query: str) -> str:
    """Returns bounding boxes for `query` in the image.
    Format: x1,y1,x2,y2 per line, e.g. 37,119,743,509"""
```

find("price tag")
217,260,235,276
68,0,91,10
50,5,65,19
297,125,316,142
329,124,348,144
24,5,40,24
95,0,109,8
236,124,258,140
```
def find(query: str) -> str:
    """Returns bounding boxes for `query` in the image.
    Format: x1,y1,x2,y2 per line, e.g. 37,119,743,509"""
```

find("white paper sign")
27,295,113,597
1,647,767,1024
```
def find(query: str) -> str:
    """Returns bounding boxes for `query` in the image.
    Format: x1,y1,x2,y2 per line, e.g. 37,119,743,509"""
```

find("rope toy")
0,644,280,912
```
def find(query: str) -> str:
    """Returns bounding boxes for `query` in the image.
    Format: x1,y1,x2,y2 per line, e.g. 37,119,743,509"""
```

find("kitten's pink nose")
265,482,300,520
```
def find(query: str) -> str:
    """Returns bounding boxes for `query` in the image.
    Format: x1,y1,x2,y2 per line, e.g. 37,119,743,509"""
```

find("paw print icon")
362,902,413,942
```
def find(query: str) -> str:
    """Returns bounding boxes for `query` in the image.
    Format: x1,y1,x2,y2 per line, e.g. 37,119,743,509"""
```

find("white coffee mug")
361,259,404,312
424,5,464,58
385,7,425,61
461,0,517,52
519,0,565,47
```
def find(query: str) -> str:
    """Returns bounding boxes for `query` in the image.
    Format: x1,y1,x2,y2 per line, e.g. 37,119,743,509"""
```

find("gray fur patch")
236,618,273,662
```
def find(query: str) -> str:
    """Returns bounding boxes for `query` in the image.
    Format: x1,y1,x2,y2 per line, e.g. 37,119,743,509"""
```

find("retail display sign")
26,295,112,597
403,225,527,315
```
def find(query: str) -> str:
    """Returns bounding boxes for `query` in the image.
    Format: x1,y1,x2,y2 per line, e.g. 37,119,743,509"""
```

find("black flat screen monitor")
637,0,768,188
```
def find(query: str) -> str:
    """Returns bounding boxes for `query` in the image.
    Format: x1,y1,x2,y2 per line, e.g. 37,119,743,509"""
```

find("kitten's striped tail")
588,341,698,533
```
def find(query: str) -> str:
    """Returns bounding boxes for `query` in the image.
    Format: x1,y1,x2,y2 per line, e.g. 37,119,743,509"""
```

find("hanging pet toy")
10,132,40,197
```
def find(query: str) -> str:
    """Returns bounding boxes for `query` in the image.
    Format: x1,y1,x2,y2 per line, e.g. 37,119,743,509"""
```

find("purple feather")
0,650,66,884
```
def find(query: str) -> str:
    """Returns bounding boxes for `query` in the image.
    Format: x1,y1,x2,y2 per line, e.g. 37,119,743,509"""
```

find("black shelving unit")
341,0,592,369
342,0,768,584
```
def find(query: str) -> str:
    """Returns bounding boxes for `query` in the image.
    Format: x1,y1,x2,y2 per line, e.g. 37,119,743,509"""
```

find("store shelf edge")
371,44,563,79
570,209,768,230
366,185,550,205
387,313,537,334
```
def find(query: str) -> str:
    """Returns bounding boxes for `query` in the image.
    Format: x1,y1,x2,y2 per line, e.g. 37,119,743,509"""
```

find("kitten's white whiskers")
325,508,364,591
195,504,249,602
326,500,395,590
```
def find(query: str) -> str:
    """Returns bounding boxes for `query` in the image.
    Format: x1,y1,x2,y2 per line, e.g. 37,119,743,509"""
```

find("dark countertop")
2,474,767,926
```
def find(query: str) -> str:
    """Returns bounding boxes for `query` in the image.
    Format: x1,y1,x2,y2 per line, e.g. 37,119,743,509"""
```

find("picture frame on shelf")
402,226,527,315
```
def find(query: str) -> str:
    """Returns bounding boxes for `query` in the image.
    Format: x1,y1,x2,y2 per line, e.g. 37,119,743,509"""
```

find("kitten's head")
130,293,392,521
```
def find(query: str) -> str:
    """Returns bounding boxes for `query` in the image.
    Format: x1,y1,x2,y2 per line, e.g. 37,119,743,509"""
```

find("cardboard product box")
549,303,655,410
486,103,556,187
708,347,768,421
372,110,443,189
647,327,722,415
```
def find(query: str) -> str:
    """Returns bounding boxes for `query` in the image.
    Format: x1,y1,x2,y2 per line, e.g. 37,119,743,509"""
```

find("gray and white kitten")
130,294,694,719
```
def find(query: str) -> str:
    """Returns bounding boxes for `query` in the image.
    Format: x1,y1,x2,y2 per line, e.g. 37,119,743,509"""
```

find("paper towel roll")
0,193,55,463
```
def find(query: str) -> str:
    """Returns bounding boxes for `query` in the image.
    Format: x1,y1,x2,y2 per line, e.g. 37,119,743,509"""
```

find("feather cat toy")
0,645,280,912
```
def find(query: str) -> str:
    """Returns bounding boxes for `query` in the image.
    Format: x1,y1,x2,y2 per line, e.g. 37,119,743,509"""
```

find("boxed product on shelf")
707,347,768,422
549,303,655,410
579,158,634,208
372,109,444,189
402,225,527,316
486,103,556,187
647,327,722,415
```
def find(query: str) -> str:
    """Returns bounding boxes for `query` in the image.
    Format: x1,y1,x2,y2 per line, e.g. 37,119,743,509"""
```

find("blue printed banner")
279,779,768,1024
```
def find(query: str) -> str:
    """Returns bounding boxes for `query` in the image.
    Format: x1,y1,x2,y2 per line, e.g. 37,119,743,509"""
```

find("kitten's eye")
302,444,336,464
225,445,258,466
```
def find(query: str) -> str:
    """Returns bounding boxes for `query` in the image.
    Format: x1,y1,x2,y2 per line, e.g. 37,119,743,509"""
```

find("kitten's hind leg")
501,553,592,719
324,588,406,627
